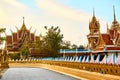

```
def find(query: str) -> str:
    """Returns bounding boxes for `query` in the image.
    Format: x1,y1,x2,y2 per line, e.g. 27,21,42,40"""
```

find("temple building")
87,9,100,50
6,17,40,56
88,6,120,51
87,6,120,64
59,6,120,65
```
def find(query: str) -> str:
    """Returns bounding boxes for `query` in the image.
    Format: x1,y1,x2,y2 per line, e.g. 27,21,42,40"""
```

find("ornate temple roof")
93,34,114,53
20,17,27,31
105,46,120,51
89,9,100,30
6,17,40,54
101,34,113,45
7,36,12,44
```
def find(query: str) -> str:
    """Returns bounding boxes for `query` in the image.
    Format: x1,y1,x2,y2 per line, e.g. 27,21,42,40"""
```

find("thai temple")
6,17,40,57
87,6,120,64
5,6,120,65
61,6,120,65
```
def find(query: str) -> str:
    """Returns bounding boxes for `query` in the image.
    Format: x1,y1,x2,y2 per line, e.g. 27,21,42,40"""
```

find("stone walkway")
0,68,78,80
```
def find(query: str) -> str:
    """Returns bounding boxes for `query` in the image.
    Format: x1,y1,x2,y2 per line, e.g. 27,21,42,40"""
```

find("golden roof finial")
91,8,96,22
23,16,25,24
113,5,117,22
106,23,109,33
93,8,95,17
106,23,109,29
21,17,27,31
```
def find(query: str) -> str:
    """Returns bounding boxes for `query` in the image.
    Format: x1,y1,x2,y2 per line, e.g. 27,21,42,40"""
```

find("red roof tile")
101,34,113,45
31,33,34,41
7,36,12,44
18,30,22,38
13,33,18,42
105,46,120,50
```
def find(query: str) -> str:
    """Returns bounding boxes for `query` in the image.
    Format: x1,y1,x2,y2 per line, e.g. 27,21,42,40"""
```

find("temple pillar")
1,49,9,69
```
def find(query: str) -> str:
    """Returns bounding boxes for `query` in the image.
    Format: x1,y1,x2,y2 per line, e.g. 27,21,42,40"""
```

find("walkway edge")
40,64,88,80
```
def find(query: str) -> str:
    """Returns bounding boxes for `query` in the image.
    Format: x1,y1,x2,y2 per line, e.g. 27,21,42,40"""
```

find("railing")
59,49,90,53
9,59,42,63
39,60,120,76
9,59,120,76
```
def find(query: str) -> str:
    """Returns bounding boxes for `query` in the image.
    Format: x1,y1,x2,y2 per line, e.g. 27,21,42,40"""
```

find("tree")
43,26,63,57
78,45,85,50
61,40,71,49
0,28,6,44
19,44,29,59
71,44,78,49
19,37,30,59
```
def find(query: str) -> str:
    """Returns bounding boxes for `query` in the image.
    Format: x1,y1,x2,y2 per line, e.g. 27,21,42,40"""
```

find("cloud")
2,0,28,9
0,0,29,24
0,0,109,46
35,0,108,45
36,0,91,22
0,8,8,23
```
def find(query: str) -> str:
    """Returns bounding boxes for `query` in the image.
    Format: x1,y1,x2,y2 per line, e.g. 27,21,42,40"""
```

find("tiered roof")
6,17,40,52
92,6,120,53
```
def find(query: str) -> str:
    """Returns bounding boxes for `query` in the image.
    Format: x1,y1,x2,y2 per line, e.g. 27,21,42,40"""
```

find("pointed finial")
106,23,108,28
15,26,18,31
29,26,32,31
23,17,25,24
106,23,109,30
34,29,36,34
10,28,13,33
113,5,116,22
106,23,109,33
93,8,95,17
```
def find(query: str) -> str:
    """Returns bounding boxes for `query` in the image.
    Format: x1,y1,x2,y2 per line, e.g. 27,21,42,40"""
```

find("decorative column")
1,49,9,69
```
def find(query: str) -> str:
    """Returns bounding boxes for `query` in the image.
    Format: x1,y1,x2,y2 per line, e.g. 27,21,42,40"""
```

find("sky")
0,0,120,46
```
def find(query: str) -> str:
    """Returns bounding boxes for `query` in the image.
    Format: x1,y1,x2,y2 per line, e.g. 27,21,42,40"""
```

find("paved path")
3,63,120,80
0,68,78,80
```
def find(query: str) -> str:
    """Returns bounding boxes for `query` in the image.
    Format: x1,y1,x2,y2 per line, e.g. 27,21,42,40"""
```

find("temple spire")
106,23,109,33
91,8,97,22
93,8,95,17
23,17,25,24
113,5,116,22
21,17,27,31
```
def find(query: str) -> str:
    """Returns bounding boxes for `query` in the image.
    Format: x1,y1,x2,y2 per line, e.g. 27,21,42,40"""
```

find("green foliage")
71,44,78,49
0,28,6,44
78,45,85,50
19,42,30,59
43,26,63,57
9,53,20,60
0,28,6,33
61,40,71,49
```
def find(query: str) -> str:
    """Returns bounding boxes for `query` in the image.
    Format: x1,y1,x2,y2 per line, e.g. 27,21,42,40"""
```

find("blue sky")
19,0,120,22
0,0,120,46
